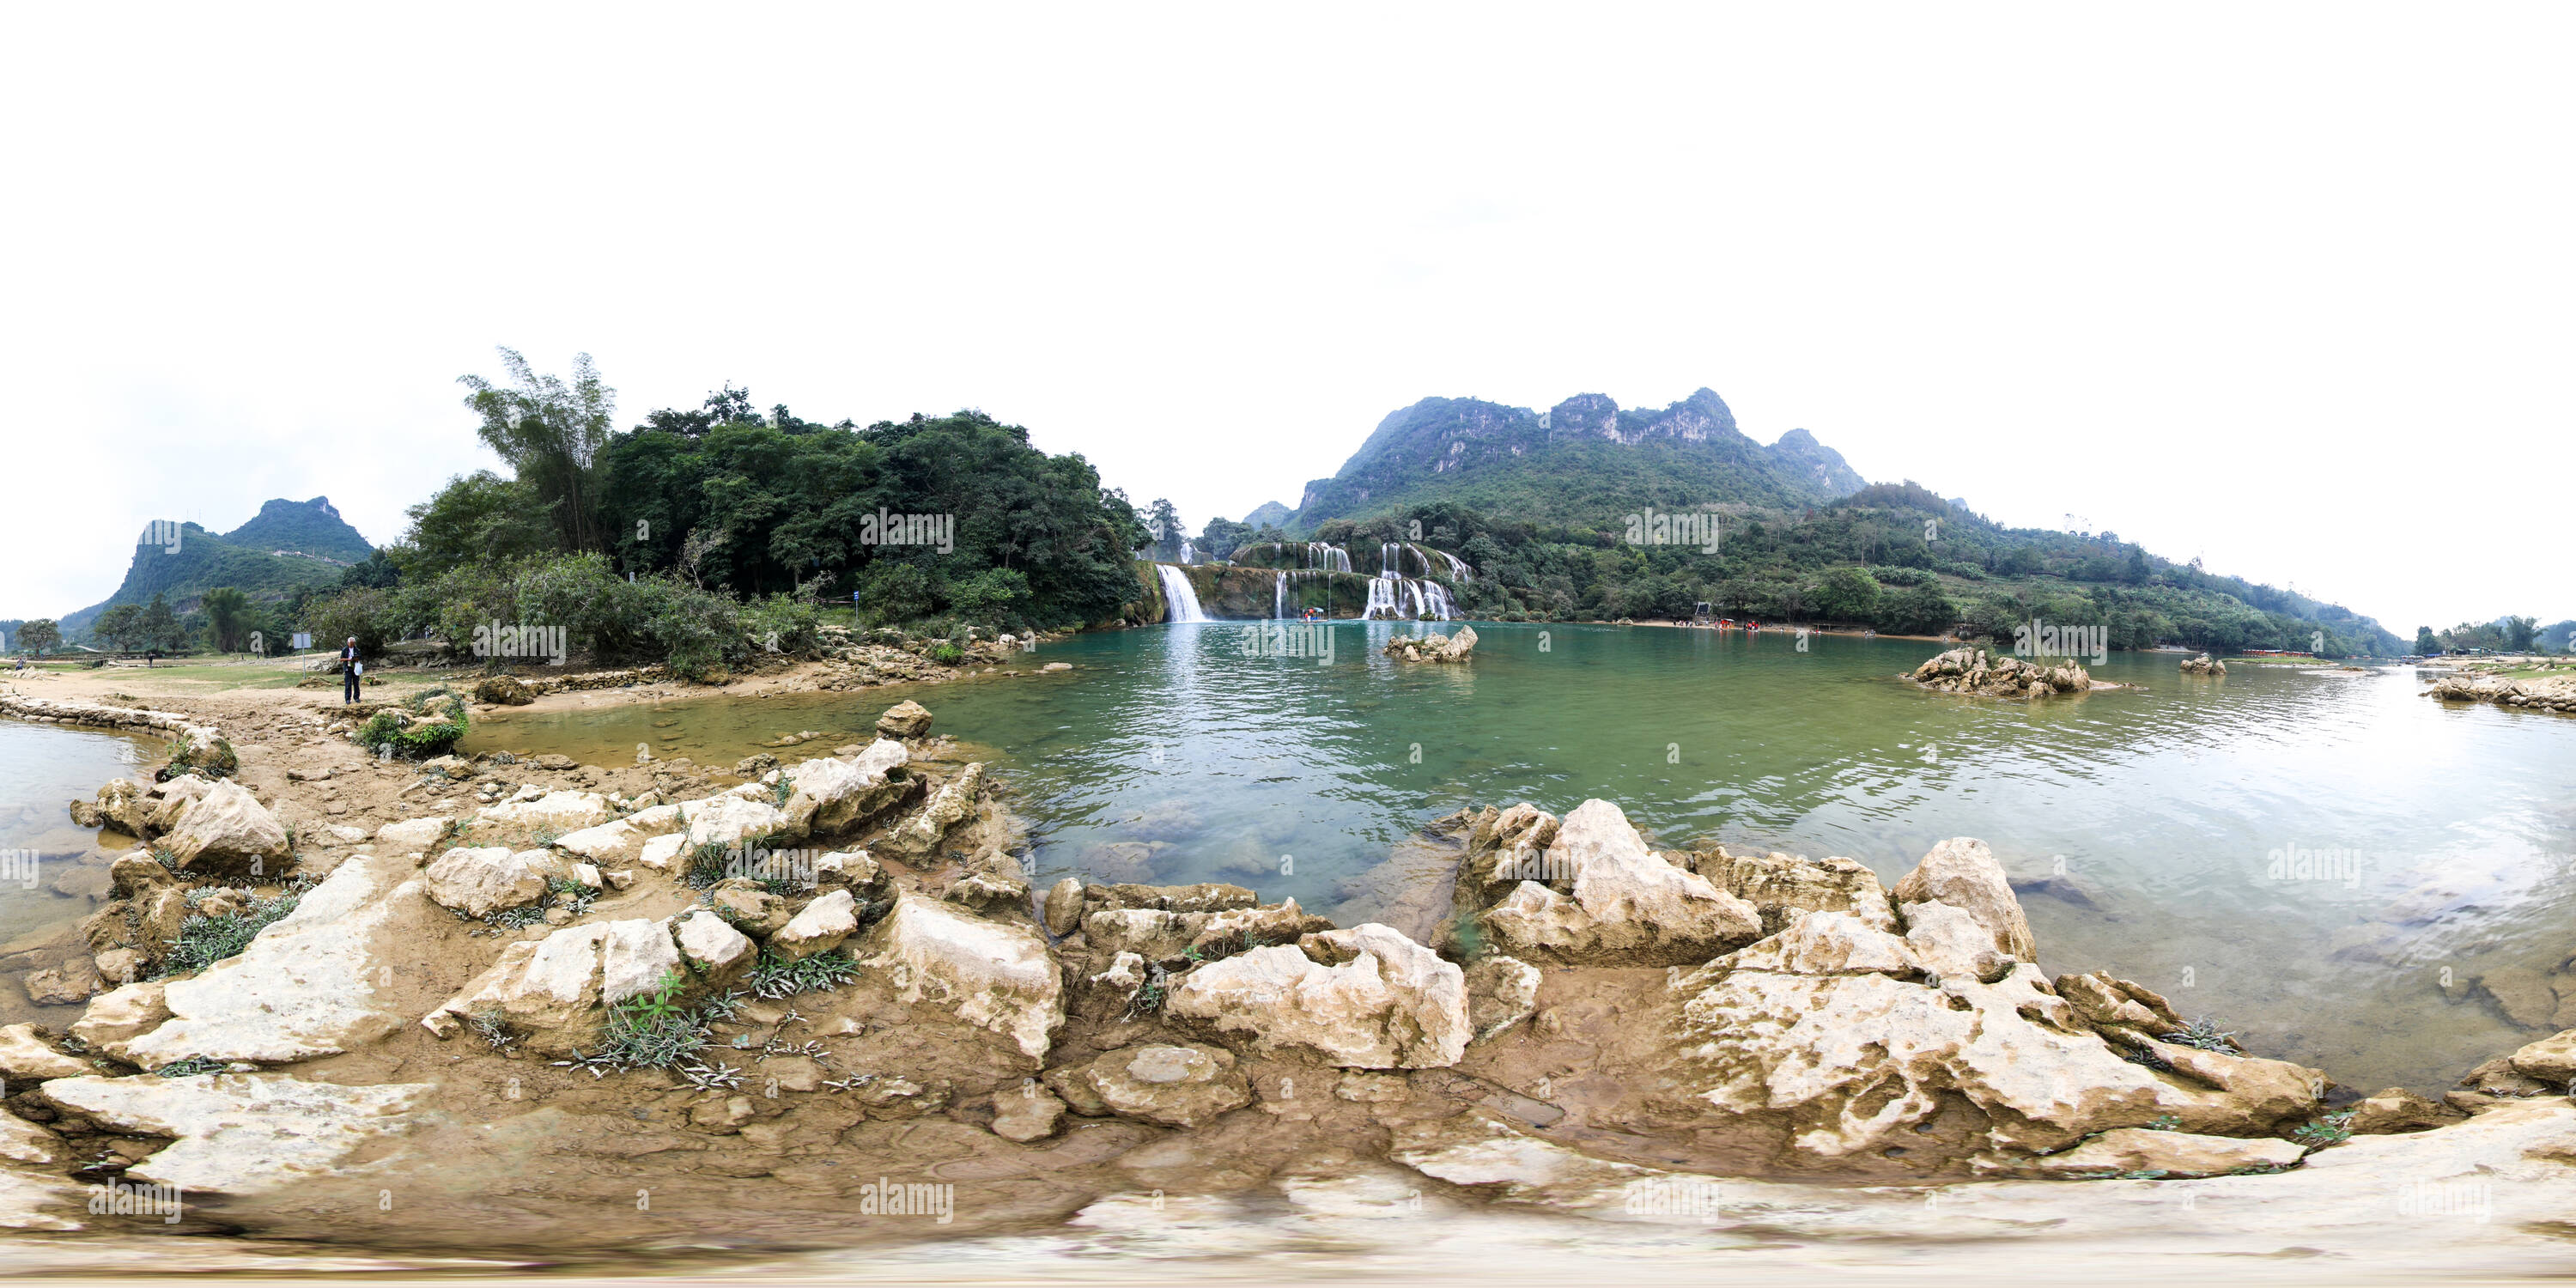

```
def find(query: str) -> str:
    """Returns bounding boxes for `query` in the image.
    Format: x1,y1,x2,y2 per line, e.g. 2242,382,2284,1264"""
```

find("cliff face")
58,498,374,634
1280,388,1868,532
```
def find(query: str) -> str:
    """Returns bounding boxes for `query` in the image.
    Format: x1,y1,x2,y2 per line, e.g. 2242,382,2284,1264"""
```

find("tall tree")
199,587,254,652
1145,498,1182,561
458,349,617,553
2413,626,2440,655
92,605,143,652
17,619,60,655
137,593,180,652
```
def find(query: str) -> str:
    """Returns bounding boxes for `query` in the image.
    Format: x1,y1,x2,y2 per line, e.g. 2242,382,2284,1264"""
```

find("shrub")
929,641,966,665
359,687,470,759
159,732,239,782
157,886,303,977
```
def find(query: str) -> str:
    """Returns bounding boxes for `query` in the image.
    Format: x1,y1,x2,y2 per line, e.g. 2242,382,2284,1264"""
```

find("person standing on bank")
341,637,361,703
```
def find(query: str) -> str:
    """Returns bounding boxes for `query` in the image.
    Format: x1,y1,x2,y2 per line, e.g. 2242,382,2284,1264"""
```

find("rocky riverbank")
2427,671,2576,715
0,690,2566,1272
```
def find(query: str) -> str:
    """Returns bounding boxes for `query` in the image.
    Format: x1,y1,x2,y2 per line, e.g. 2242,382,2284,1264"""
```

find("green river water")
442,622,2576,1095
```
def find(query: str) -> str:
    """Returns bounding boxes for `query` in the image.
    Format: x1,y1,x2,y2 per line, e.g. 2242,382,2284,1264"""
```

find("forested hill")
57,497,372,635
1275,388,1866,531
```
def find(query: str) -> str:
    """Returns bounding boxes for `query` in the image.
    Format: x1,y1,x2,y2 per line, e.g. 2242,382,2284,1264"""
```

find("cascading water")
1178,540,1195,565
1274,571,1287,619
1157,564,1210,623
1362,542,1455,621
1305,542,1351,574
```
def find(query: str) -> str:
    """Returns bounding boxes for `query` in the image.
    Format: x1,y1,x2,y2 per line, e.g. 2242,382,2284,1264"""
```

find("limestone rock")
423,918,677,1055
708,881,792,939
21,963,101,1007
422,846,555,918
2508,1030,2576,1085
0,1108,61,1164
1901,899,2018,982
781,738,912,837
1075,1042,1252,1127
158,780,291,876
1042,877,1084,937
1383,625,1477,663
476,790,614,833
679,795,793,849
70,981,172,1062
1165,923,1469,1069
1695,846,1898,934
117,854,428,1068
39,1073,431,1194
2348,1086,2466,1135
876,700,934,739
106,854,177,900
2009,1127,2305,1179
1714,909,1924,977
1464,955,1540,1040
772,890,859,961
373,817,450,851
990,1083,1066,1142
883,763,985,856
1478,799,1761,966
853,892,1063,1063
1661,941,2323,1157
1892,837,2036,962
0,1025,92,1082
671,908,756,989
84,779,156,836
814,849,885,897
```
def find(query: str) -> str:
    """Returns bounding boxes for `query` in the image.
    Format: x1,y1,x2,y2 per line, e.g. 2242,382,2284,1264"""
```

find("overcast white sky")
3,4,2567,635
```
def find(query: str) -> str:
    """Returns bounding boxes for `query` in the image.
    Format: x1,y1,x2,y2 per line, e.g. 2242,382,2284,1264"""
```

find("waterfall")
1178,540,1195,565
1305,542,1350,574
1363,577,1399,619
1157,564,1210,623
1274,570,1286,619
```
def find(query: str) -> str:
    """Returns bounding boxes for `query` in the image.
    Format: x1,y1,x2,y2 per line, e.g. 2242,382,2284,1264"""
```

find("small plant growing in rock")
470,1008,519,1053
154,1056,227,1078
2146,1115,2181,1132
746,949,858,999
156,887,305,977
2158,1017,2245,1054
769,775,794,809
2291,1112,2354,1150
683,839,733,890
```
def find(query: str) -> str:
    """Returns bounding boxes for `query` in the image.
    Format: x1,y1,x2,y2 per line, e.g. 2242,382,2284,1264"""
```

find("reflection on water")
458,624,2576,1092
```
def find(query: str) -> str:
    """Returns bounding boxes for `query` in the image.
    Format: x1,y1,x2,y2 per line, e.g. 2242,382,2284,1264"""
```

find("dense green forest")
1224,483,2411,657
285,351,1150,676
